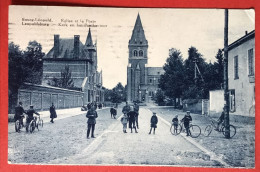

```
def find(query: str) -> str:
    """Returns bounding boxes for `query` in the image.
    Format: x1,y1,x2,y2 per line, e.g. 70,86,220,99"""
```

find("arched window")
133,50,138,57
139,50,143,57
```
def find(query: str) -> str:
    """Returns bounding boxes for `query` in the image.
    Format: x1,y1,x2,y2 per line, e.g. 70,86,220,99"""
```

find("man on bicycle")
25,105,40,132
14,102,26,127
216,107,225,131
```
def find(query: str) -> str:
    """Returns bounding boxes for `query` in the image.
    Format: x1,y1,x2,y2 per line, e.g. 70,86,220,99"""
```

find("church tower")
127,13,148,102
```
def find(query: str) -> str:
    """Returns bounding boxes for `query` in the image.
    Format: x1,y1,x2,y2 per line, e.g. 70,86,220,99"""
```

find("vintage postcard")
8,5,255,168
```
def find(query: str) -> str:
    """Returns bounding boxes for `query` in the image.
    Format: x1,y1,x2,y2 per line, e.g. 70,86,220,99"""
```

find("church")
127,14,164,103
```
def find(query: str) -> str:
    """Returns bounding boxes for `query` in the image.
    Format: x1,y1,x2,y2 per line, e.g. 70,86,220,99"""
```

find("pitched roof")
147,67,164,76
228,30,255,51
129,13,148,45
85,28,93,46
44,38,90,59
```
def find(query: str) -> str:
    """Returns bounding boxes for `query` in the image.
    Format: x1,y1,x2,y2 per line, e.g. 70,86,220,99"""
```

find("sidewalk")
8,107,109,122
148,107,255,168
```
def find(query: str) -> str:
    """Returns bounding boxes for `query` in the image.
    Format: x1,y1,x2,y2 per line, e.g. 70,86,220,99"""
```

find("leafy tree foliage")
154,89,165,106
23,41,45,84
8,41,45,112
159,47,224,101
48,65,76,90
159,48,185,99
104,82,126,103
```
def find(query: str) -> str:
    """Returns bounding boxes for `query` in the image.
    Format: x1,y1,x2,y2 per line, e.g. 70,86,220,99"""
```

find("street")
8,107,232,167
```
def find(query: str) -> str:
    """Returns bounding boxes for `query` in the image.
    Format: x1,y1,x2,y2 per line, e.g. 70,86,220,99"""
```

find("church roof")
85,28,93,46
44,38,90,59
129,13,148,45
147,67,164,76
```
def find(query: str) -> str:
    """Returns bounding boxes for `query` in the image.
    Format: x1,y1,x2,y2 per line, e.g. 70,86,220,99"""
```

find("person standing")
134,102,140,128
122,101,130,115
120,113,128,133
49,103,57,123
14,102,26,128
86,105,98,139
181,111,192,136
127,106,138,133
149,112,158,134
172,115,179,134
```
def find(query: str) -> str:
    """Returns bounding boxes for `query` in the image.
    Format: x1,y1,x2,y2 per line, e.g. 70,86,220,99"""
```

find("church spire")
85,28,93,46
129,13,148,45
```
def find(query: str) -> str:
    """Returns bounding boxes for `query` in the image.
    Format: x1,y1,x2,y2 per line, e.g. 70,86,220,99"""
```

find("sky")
9,6,255,89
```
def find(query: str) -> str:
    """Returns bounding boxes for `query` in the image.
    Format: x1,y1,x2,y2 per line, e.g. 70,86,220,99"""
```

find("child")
121,113,128,133
172,115,179,134
149,112,158,134
181,111,192,136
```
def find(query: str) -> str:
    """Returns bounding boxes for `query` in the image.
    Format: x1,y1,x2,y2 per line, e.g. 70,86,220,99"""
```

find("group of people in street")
14,101,57,132
120,102,140,133
171,111,192,136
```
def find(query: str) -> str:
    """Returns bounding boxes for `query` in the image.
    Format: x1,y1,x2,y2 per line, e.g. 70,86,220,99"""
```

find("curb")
149,109,230,167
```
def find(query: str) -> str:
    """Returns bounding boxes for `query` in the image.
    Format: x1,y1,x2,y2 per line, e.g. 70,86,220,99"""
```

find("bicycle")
204,119,236,138
28,115,43,133
15,115,25,133
170,121,201,138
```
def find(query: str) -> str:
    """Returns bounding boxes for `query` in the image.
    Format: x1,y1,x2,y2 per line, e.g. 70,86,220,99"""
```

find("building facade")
228,30,255,117
127,14,164,102
43,28,104,105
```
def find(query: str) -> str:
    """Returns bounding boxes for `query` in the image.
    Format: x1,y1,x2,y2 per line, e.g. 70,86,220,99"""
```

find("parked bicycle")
170,121,201,138
15,115,25,133
28,115,43,133
204,119,236,138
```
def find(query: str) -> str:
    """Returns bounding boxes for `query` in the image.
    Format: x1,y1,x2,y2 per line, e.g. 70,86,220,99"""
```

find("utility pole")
193,57,199,84
224,9,230,138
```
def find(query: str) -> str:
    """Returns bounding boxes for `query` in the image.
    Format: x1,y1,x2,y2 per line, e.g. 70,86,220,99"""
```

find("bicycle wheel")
204,125,213,137
189,125,201,138
29,121,36,133
222,125,236,138
170,124,182,135
15,120,20,132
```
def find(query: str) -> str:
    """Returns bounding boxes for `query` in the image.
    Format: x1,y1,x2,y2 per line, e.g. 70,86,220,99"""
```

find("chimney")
74,35,80,59
54,34,60,58
245,31,248,35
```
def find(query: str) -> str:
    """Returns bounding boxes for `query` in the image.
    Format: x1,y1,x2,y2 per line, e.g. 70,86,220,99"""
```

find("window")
234,56,239,79
139,50,143,57
248,48,254,76
133,50,138,57
229,90,235,112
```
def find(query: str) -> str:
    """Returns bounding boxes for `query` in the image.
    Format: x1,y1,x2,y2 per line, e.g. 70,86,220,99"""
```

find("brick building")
43,28,104,105
228,30,255,117
127,14,164,102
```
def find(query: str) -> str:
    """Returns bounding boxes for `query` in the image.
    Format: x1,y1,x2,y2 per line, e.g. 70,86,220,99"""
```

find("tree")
60,66,74,89
214,49,224,88
23,41,45,84
8,41,45,112
159,48,185,104
183,46,208,99
155,89,165,106
104,82,126,103
8,42,24,111
48,66,75,89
